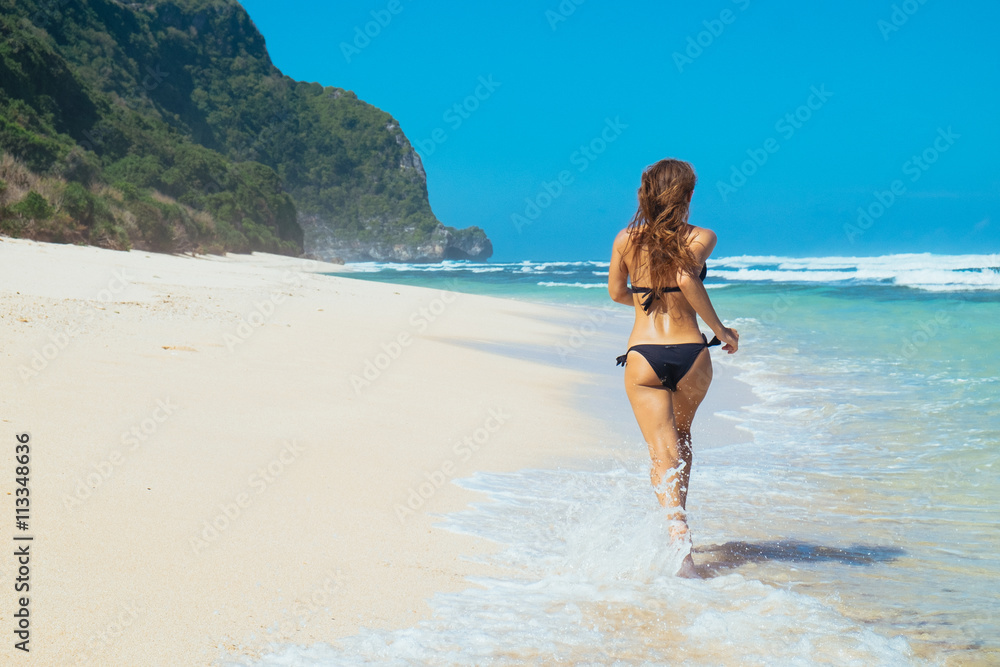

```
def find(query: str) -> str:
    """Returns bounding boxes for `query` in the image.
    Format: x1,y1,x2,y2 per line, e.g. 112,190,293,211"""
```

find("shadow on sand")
694,540,906,577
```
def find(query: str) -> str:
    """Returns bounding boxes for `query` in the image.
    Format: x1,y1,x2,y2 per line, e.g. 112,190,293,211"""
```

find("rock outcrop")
300,214,492,262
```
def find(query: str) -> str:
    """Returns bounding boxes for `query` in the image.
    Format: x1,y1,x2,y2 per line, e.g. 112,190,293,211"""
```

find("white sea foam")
709,268,861,283
340,254,1000,292
220,460,918,666
712,252,1000,271
536,281,606,288
708,253,1000,291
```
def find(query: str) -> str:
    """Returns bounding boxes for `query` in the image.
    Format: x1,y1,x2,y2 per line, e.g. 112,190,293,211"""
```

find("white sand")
0,236,747,665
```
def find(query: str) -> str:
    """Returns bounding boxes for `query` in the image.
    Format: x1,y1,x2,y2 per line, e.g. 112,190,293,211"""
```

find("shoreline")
1,236,748,665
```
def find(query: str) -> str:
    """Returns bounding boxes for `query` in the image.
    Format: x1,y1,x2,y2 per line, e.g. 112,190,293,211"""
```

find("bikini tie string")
640,292,655,313
628,286,657,313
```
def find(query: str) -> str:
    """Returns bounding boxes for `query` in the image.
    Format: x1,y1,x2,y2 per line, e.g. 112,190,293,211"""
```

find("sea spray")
221,462,918,665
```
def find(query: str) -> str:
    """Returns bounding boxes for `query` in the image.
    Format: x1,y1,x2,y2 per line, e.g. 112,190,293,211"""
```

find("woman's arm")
677,228,739,352
608,229,634,306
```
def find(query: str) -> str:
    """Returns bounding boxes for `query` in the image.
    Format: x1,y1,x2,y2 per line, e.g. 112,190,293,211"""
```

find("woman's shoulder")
685,224,718,253
685,224,717,242
613,226,635,251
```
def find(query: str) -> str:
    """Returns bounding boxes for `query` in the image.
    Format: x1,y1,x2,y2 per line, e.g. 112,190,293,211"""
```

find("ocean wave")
709,267,1000,291
537,281,607,289
712,252,1000,272
708,253,1000,291
340,254,1000,292
886,268,1000,290
342,260,489,273
710,269,864,283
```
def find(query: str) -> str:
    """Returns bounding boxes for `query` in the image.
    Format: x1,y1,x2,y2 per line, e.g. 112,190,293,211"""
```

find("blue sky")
239,0,999,262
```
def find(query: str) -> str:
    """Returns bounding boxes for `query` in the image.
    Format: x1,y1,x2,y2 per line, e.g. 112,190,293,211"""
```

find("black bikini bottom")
616,334,721,391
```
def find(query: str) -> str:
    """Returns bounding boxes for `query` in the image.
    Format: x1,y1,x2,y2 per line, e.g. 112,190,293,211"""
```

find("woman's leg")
670,348,713,509
623,348,713,513
623,352,685,516
624,348,712,578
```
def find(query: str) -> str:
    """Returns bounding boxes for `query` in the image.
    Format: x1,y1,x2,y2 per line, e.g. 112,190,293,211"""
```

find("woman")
608,158,739,578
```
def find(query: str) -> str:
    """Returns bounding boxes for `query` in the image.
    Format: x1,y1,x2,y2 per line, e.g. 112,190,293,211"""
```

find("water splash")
220,462,919,666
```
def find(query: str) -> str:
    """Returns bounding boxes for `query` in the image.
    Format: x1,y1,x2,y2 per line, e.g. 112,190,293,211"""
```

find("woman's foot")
676,553,699,578
666,518,690,543
666,518,700,578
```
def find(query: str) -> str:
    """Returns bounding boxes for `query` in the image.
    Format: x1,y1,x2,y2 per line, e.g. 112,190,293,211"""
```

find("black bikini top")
629,264,708,313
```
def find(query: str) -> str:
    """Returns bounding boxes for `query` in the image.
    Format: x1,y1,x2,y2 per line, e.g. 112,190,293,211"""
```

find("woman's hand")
716,326,739,354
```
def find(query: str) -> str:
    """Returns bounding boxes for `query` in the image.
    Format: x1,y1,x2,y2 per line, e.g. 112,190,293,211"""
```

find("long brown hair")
624,158,700,294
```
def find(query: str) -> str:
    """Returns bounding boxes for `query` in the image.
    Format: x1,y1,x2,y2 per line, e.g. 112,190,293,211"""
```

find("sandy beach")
0,236,748,665
1,0,996,661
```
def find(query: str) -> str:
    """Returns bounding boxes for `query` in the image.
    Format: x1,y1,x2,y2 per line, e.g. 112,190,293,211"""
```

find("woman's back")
617,225,712,345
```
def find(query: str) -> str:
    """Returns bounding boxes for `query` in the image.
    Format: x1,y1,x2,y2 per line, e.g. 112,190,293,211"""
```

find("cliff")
0,0,492,261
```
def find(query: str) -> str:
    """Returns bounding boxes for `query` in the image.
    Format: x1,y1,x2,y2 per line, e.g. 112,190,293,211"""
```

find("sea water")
224,253,999,665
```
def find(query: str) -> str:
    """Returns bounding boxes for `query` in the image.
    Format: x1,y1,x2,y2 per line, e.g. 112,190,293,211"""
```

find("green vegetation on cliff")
0,0,491,259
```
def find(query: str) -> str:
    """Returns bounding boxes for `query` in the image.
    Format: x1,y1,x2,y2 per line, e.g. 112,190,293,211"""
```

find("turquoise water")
701,282,1000,662
234,254,998,665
